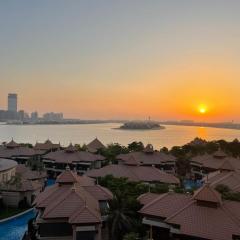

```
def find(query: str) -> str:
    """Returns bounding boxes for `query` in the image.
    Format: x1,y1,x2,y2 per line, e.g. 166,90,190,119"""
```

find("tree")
176,157,191,177
123,232,139,240
99,143,129,164
160,147,169,154
107,191,137,240
128,142,144,152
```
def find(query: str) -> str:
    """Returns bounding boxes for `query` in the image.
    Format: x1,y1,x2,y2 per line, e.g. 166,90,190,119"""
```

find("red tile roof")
6,139,20,148
117,151,176,166
86,164,179,184
203,170,240,192
193,184,222,204
139,185,240,240
34,170,112,225
87,138,105,153
0,145,37,158
191,153,240,171
16,164,47,180
34,140,60,151
43,149,104,164
139,192,191,219
137,192,163,205
56,169,79,184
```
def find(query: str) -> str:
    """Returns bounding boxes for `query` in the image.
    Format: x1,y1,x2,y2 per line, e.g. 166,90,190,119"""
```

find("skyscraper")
8,93,17,112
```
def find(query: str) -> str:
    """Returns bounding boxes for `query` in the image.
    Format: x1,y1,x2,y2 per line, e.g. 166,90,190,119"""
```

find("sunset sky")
1,1,240,122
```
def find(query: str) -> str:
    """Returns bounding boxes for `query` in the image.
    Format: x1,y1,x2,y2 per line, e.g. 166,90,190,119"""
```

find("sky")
0,0,240,122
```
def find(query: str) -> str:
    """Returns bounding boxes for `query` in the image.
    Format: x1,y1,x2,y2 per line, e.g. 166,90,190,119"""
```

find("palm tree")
107,190,136,240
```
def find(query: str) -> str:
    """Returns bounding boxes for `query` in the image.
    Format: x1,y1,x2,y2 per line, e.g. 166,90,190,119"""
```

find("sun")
199,108,206,114
198,105,207,114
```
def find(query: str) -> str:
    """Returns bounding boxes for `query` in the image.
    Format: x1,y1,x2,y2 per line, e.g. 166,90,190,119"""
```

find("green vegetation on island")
119,121,164,130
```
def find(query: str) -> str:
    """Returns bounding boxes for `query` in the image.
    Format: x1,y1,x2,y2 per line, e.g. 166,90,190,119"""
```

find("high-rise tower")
8,93,17,112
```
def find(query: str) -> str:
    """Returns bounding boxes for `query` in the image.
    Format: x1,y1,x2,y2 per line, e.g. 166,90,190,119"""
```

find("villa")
0,163,46,207
0,158,17,183
86,164,180,185
202,160,240,192
0,139,39,164
86,138,105,153
34,139,61,154
42,143,105,178
117,144,177,174
190,149,240,179
138,184,240,240
33,168,113,240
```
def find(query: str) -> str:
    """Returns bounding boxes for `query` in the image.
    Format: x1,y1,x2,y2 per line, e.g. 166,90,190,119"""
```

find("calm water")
0,123,239,149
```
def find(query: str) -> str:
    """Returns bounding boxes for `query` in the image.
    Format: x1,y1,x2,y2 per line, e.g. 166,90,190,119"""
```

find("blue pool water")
0,209,35,240
184,179,202,190
46,178,55,186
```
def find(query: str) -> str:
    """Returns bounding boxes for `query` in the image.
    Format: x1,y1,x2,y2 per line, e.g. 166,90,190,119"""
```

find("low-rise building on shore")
0,164,46,207
138,184,240,240
43,143,105,177
86,164,180,185
202,161,240,192
86,138,105,153
33,169,113,240
117,144,177,174
34,139,61,155
190,149,240,179
0,158,17,183
0,139,39,164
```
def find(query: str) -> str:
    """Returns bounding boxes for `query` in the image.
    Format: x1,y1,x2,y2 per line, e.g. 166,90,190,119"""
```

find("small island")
119,121,165,130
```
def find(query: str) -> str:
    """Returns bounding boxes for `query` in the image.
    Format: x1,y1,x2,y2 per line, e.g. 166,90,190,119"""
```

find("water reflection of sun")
197,127,207,139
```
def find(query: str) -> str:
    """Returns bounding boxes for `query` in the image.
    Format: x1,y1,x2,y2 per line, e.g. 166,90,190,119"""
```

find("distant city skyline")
1,1,240,122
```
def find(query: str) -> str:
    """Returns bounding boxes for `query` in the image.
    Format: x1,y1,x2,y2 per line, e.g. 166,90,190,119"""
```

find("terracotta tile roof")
34,170,112,225
16,164,47,180
0,158,17,172
56,169,79,184
77,175,95,186
34,139,60,151
137,192,161,205
86,164,179,184
191,153,240,171
0,164,44,192
69,205,101,224
165,202,240,240
0,145,37,158
43,149,104,164
0,178,42,192
123,155,139,166
139,192,191,219
42,187,100,222
139,185,240,240
87,138,105,153
219,160,235,171
65,143,78,153
193,184,222,204
117,151,176,166
213,149,228,158
84,185,113,201
6,139,20,148
204,170,240,192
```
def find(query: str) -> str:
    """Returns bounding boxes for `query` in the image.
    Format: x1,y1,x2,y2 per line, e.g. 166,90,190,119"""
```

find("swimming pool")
184,179,202,190
0,209,35,240
46,178,55,186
